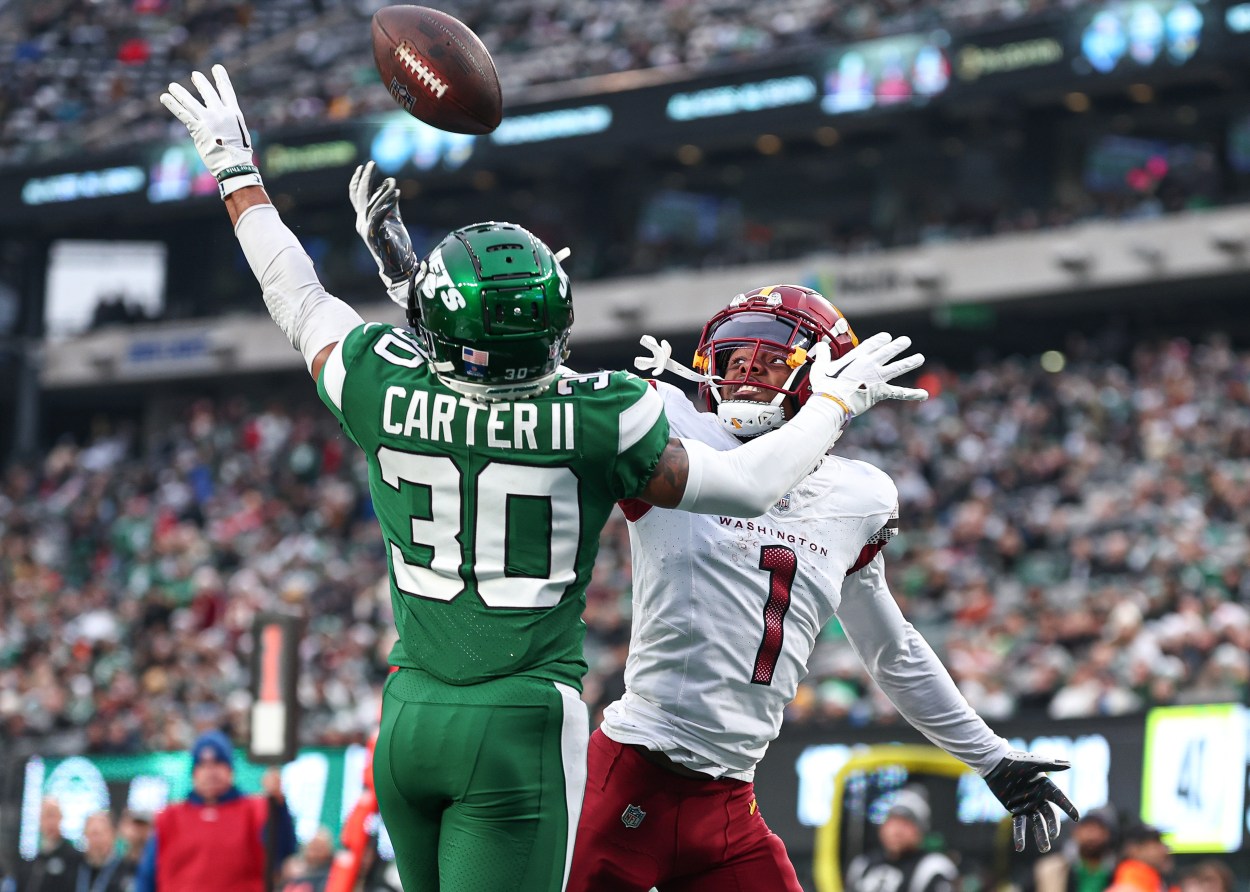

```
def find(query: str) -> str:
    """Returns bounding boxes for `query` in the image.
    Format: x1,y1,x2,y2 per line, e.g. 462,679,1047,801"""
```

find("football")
371,5,503,135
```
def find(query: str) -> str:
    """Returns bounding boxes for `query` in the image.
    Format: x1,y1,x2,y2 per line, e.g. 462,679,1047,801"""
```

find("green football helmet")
410,221,573,401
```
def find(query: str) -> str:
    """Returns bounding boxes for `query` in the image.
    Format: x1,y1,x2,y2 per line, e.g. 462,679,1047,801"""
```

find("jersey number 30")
377,447,580,609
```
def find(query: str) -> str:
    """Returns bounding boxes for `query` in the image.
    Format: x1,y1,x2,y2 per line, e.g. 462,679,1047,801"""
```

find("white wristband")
218,166,264,199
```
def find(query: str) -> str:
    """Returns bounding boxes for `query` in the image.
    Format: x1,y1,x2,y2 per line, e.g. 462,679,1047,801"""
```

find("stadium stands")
2,337,1246,753
0,0,1091,167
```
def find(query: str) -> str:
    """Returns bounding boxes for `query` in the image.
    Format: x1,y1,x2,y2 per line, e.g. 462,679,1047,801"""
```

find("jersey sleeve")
847,500,900,575
609,372,669,501
837,553,1011,773
315,322,387,445
845,464,900,575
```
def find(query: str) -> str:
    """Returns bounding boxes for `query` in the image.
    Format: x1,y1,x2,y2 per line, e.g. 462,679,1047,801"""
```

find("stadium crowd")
0,334,1246,756
0,0,1089,167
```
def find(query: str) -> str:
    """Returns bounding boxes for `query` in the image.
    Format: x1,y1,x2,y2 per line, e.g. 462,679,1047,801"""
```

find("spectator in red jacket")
135,730,296,892
1111,824,1173,892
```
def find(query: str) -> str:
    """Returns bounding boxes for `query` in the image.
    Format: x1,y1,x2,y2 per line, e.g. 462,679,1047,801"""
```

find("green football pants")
373,668,589,892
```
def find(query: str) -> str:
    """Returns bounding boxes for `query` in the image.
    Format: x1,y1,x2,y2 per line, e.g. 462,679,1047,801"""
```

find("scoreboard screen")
1142,703,1249,853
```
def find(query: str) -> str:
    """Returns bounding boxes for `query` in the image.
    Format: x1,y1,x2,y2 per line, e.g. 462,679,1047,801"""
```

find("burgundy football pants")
567,729,803,892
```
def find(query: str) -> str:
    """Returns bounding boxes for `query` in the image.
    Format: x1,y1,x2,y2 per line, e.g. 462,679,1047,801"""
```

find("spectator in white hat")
845,786,958,892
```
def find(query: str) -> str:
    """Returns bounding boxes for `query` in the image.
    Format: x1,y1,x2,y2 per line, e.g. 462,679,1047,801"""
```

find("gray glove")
349,160,418,307
984,751,1080,853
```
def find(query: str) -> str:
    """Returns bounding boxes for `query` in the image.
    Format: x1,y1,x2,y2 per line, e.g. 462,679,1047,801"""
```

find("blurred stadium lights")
1039,350,1066,372
755,134,783,155
814,127,840,147
676,144,703,166
1064,91,1091,112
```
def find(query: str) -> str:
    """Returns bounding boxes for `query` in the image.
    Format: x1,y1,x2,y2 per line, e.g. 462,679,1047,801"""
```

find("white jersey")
601,382,1009,781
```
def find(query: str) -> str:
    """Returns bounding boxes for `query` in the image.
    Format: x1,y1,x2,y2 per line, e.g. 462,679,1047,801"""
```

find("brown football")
371,5,502,135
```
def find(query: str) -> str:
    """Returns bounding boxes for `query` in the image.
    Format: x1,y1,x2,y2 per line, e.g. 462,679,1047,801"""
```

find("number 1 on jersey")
751,545,796,685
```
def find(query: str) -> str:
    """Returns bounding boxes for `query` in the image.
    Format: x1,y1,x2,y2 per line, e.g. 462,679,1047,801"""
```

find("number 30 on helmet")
695,284,858,436
411,221,573,402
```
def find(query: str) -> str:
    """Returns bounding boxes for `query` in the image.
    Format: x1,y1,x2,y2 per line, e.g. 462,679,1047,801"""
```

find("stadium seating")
0,0,1089,167
2,338,1246,753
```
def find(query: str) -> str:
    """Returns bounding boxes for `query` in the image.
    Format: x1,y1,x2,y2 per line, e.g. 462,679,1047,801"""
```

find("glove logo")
620,804,646,829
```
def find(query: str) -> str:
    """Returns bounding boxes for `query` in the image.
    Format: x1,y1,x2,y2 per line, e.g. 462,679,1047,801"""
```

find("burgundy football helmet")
695,284,858,437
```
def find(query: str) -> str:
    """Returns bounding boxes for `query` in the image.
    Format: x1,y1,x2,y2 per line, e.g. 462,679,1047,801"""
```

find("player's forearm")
838,555,1011,774
232,200,363,370
224,183,271,226
675,396,847,516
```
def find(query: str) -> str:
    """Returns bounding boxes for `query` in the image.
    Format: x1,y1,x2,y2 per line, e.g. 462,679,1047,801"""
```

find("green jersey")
317,323,669,689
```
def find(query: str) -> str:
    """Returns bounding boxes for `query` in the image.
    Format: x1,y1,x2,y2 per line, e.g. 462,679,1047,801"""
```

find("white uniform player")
569,286,1080,892
604,381,951,780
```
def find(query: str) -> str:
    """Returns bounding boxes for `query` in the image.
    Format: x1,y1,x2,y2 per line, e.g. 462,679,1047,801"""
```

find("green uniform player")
318,317,669,890
161,63,929,892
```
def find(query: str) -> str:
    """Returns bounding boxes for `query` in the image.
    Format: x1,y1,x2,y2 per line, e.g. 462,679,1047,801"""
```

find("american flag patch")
462,346,489,377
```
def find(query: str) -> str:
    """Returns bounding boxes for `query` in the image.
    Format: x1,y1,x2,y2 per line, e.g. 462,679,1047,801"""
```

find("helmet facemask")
700,315,817,437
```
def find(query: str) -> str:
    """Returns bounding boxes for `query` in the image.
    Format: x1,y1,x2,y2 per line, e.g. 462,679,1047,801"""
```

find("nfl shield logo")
388,77,416,113
620,804,646,829
774,492,792,514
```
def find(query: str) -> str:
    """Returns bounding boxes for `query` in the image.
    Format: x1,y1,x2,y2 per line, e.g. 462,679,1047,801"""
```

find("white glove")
808,333,928,417
159,65,261,199
349,161,418,308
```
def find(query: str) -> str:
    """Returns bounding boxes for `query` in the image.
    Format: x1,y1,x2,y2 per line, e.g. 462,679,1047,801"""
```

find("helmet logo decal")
419,248,466,311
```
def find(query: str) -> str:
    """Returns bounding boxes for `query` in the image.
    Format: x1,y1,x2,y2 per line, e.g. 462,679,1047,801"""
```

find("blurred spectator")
278,827,334,892
15,798,81,892
117,810,154,881
77,811,129,892
1111,824,1173,892
0,0,1104,167
1177,860,1235,892
845,787,958,892
135,731,296,892
1,337,1249,750
1029,804,1117,892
